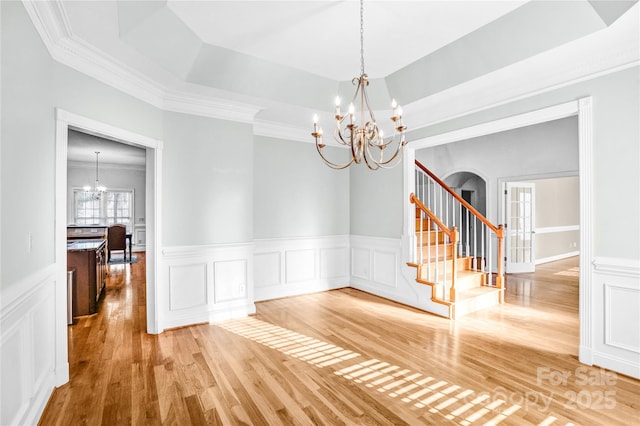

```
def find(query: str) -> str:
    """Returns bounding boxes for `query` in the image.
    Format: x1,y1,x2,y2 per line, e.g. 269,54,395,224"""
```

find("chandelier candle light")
312,0,407,170
84,151,106,198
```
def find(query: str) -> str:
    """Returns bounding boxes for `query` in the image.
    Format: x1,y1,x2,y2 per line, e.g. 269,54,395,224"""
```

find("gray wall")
162,112,254,246
1,0,56,286
535,176,580,228
416,116,579,226
1,0,347,287
349,163,403,238
533,176,580,261
253,136,349,239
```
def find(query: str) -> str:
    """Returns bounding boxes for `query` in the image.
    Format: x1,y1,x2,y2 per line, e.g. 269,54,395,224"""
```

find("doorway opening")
501,175,580,274
443,171,487,261
403,98,592,366
54,109,163,385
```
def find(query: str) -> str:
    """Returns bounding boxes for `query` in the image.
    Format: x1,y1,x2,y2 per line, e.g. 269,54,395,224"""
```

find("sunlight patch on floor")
218,317,360,367
554,267,579,277
218,316,575,425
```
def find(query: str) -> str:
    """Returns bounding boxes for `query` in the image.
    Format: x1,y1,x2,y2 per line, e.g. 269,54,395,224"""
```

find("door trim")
404,97,593,366
54,109,164,384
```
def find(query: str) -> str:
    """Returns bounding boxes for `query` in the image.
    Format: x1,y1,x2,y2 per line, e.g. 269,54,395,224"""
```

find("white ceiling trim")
22,0,165,106
163,91,262,124
22,0,262,124
253,120,310,144
21,0,640,143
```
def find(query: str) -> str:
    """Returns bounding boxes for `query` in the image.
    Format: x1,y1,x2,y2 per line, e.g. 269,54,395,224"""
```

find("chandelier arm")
373,129,401,148
360,77,377,125
316,143,356,170
362,130,406,167
334,119,355,146
374,142,407,169
362,150,381,170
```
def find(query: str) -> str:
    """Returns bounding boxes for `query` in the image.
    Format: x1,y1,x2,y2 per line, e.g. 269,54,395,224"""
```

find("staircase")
408,161,504,319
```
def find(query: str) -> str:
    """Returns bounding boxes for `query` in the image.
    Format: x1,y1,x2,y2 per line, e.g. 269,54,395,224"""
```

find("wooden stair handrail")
410,193,456,241
415,160,503,238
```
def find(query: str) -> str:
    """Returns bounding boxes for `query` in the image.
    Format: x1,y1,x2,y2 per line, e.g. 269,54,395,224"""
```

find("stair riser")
415,218,436,230
415,230,446,244
418,271,486,291
454,289,502,318
421,257,474,272
419,244,454,259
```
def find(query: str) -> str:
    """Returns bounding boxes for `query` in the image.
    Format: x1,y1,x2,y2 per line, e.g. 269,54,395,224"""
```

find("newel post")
496,224,505,302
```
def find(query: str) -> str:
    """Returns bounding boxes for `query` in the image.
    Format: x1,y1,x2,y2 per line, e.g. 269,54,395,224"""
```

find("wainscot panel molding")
254,235,350,302
0,264,58,426
161,243,255,330
349,235,449,318
591,257,640,379
133,224,146,249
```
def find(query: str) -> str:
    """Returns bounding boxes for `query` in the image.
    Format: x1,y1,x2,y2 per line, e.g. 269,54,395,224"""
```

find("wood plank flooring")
39,256,640,425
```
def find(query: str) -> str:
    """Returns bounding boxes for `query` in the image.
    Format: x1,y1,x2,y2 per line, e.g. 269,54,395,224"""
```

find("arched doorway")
444,171,487,260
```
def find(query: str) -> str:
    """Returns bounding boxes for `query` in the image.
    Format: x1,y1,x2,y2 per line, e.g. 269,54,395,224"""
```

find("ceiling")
68,130,146,166
32,0,639,161
164,0,528,81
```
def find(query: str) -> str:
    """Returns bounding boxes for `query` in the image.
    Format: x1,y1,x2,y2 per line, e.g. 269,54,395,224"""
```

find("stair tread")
456,286,502,300
416,269,485,285
420,269,483,278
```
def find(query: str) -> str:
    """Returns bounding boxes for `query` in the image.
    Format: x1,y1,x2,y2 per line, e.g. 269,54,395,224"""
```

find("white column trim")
578,97,594,365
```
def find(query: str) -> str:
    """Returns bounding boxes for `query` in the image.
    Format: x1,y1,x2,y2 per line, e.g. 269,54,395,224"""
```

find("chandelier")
83,151,106,199
312,0,407,170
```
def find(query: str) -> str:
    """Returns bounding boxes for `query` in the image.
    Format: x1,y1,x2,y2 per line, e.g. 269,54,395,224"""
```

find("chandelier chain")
360,0,365,76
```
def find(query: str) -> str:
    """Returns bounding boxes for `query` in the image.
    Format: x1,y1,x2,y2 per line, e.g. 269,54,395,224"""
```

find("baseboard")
592,351,640,380
535,251,579,265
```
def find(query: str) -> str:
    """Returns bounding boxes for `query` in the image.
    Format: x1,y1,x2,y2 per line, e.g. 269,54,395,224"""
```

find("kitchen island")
67,239,107,316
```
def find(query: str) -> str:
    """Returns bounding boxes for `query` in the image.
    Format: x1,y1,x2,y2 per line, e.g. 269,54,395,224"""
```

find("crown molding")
163,91,261,124
21,1,639,140
22,0,262,124
253,120,311,143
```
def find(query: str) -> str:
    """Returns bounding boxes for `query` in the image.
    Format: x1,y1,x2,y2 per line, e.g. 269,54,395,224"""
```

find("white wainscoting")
0,264,58,426
161,243,255,330
591,257,640,379
349,235,449,318
133,224,146,250
254,235,350,301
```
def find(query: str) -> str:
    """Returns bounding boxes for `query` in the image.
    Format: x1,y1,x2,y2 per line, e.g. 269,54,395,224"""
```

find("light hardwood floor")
40,255,640,425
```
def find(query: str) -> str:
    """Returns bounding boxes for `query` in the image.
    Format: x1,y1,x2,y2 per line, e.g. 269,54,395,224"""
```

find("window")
106,191,133,226
74,191,101,224
73,189,134,229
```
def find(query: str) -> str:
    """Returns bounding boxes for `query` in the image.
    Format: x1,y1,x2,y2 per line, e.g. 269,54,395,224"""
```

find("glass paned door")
505,182,536,273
